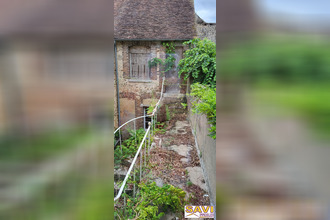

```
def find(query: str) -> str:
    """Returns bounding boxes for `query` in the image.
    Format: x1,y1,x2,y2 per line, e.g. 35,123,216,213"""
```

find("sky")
194,0,216,23
194,0,330,24
257,0,330,16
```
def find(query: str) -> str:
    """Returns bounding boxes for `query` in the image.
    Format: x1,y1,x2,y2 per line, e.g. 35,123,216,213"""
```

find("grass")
251,82,330,138
0,173,113,220
0,127,93,162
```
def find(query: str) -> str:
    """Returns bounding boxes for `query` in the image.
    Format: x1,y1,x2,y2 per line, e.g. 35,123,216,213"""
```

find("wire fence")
114,77,165,202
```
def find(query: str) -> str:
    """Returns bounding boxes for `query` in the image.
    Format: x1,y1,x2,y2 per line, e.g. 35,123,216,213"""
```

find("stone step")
114,167,128,182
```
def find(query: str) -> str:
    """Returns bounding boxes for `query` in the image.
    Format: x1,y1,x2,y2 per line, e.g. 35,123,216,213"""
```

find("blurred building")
0,0,113,133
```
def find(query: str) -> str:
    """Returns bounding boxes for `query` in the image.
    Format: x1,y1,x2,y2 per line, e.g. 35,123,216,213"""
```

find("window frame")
129,46,151,80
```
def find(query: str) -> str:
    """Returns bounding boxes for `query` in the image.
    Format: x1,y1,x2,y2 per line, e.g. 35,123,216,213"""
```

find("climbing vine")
178,38,216,88
148,42,176,74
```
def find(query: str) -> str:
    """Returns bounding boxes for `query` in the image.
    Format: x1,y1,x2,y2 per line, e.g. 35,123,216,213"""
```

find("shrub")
190,83,216,139
114,128,146,166
178,38,216,88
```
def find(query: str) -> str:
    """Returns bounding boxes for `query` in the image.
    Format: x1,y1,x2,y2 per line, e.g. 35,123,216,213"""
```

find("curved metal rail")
114,77,165,202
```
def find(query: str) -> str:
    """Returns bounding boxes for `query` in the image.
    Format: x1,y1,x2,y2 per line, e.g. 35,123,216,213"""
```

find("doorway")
143,107,152,130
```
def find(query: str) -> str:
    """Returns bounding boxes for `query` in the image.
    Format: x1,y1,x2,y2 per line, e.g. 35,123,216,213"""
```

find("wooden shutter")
130,53,150,80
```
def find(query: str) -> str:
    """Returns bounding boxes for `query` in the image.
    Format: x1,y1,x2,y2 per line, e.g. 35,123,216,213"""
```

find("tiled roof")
114,0,196,40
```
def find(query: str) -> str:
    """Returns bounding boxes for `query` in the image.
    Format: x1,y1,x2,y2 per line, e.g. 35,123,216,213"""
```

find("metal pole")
133,166,136,197
124,191,126,211
140,149,142,181
149,116,153,136
114,126,150,202
119,129,122,153
148,122,151,154
134,120,137,147
144,136,146,168
154,114,156,132
152,115,154,135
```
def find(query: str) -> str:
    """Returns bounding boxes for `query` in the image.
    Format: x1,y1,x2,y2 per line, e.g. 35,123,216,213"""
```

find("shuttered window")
129,46,150,80
130,53,150,79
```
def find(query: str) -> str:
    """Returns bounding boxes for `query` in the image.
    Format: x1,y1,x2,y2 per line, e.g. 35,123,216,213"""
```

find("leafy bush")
114,128,146,166
116,182,186,220
178,38,216,88
190,83,216,139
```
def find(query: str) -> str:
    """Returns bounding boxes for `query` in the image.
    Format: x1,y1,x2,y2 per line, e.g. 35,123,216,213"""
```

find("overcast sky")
194,0,216,23
257,0,330,16
194,0,330,24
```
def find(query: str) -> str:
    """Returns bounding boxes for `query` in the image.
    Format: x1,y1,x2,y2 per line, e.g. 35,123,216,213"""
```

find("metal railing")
114,77,165,202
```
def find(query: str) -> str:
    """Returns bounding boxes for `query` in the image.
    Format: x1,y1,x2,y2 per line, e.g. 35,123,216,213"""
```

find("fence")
114,77,165,202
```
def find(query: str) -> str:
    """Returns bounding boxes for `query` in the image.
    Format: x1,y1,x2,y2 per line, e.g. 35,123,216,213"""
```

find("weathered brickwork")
196,24,216,43
115,40,189,129
195,14,216,43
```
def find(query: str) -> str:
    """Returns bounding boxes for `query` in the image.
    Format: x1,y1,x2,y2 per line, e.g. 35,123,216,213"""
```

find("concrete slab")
168,144,192,157
186,167,207,192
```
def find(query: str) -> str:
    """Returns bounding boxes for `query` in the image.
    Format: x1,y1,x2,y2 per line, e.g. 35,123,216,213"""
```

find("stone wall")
187,96,216,206
195,14,216,43
196,23,216,43
115,40,187,129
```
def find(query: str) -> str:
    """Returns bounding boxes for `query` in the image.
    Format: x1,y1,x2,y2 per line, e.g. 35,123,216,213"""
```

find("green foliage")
165,105,171,121
162,42,175,54
148,58,163,68
147,101,157,115
164,54,176,73
155,122,166,134
114,128,146,166
190,83,216,139
181,103,187,109
178,38,216,88
148,42,176,75
69,180,114,220
220,38,330,82
186,181,193,187
139,182,185,219
115,182,186,220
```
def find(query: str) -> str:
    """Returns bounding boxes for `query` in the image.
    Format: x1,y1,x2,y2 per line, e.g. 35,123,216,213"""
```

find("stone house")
114,0,197,129
0,0,113,133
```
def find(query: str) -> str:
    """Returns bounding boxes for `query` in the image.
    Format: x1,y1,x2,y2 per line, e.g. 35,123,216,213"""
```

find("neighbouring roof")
114,0,196,40
195,14,216,26
0,0,113,38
